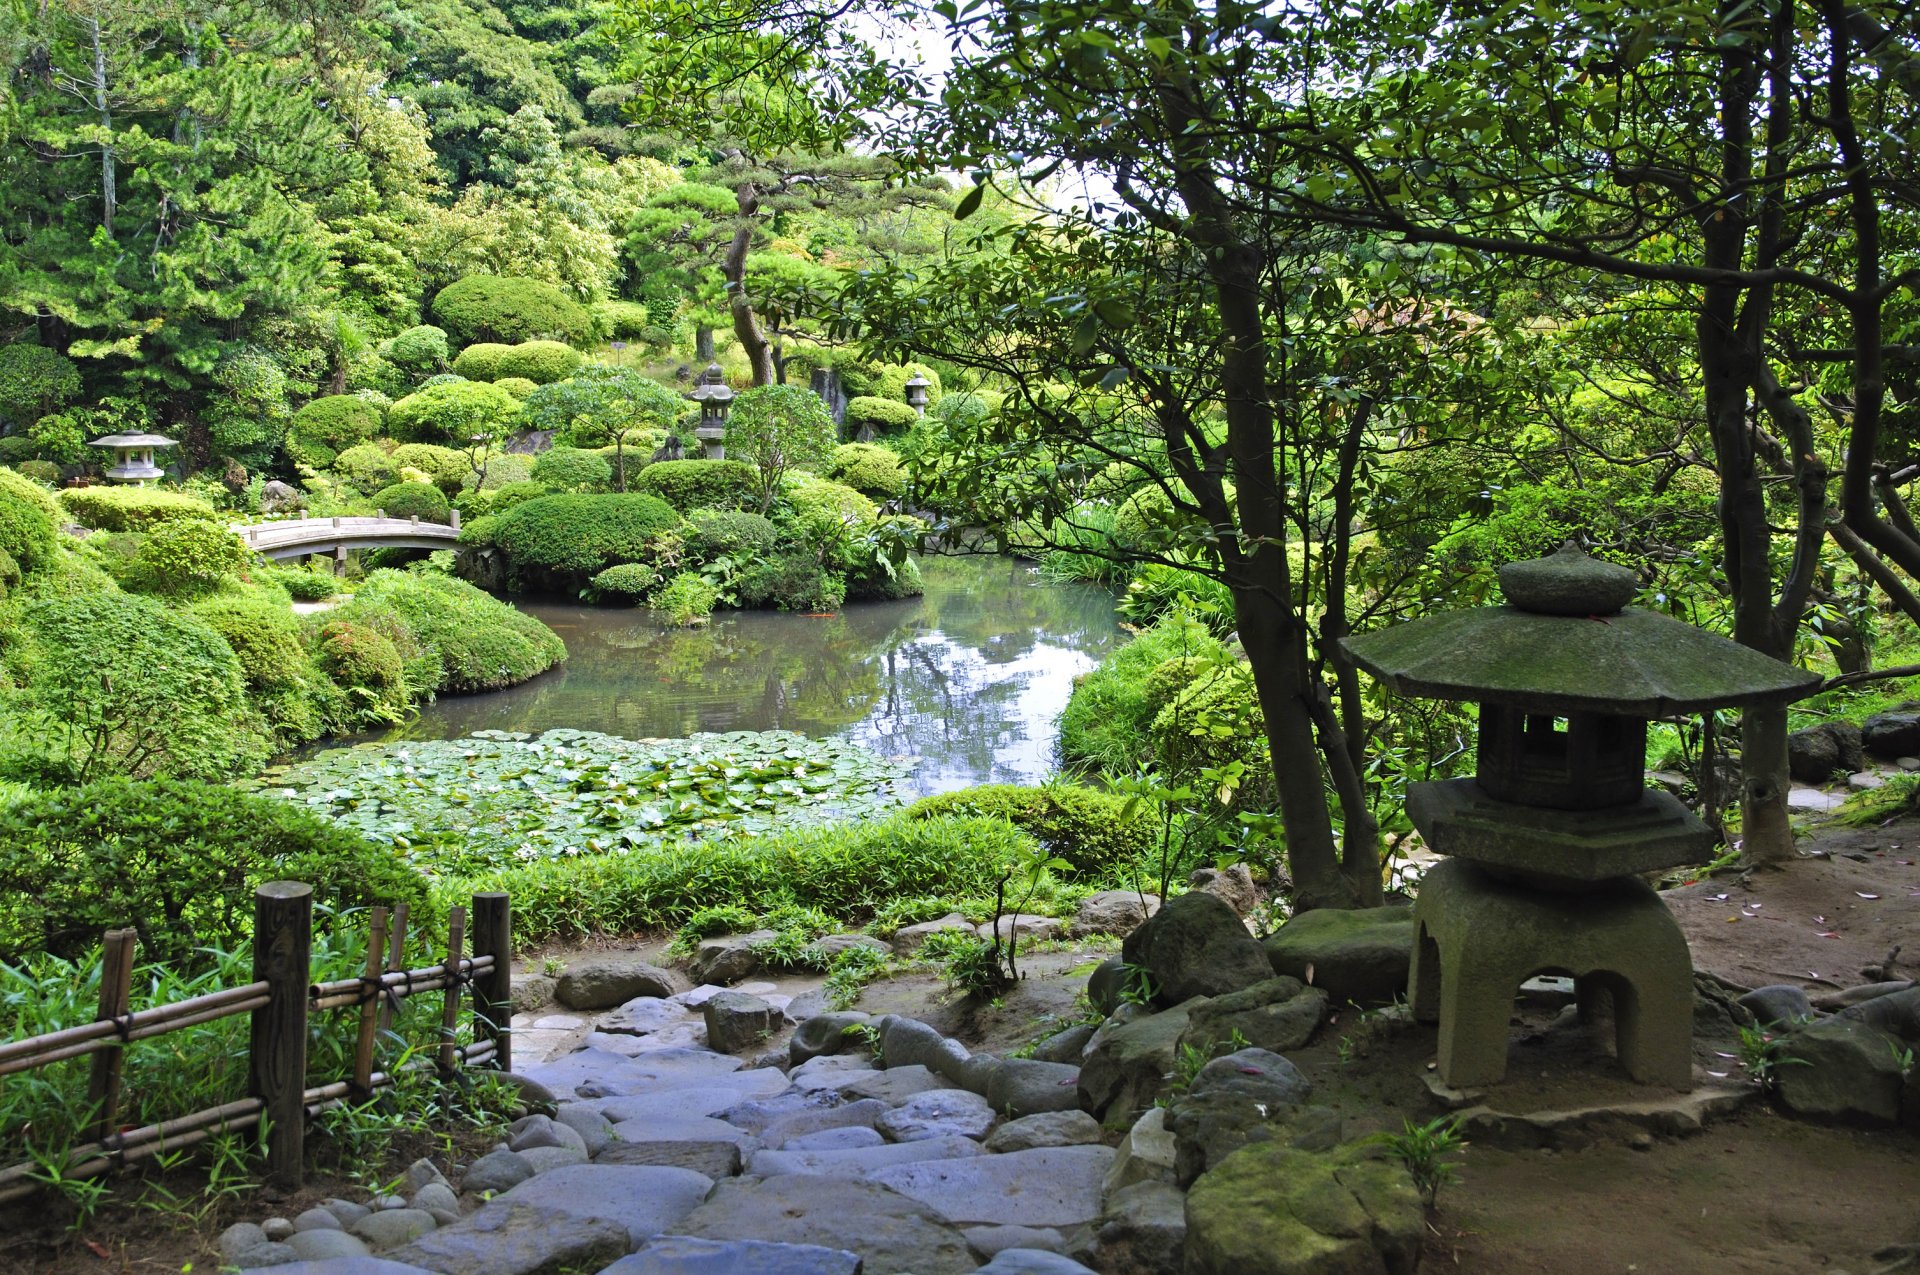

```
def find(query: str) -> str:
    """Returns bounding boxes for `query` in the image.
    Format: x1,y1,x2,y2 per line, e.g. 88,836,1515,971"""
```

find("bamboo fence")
0,883,514,1203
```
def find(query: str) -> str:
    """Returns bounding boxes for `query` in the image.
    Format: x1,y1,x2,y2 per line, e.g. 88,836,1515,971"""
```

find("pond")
383,555,1124,797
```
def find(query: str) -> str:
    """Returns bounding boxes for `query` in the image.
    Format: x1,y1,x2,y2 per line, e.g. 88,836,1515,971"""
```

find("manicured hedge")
452,343,514,381
387,380,520,445
634,459,755,512
59,486,215,532
0,467,59,573
372,481,452,523
846,396,919,432
531,447,613,493
328,570,566,694
827,443,907,500
431,275,592,346
288,395,384,467
495,340,583,385
489,493,681,582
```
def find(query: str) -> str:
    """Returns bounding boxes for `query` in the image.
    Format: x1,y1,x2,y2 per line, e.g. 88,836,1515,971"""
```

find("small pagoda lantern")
904,374,931,417
687,362,734,459
1340,544,1818,1089
89,432,177,485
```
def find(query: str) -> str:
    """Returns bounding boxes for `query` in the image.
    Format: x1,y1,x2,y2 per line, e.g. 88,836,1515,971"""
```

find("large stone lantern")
1340,544,1818,1088
687,362,734,459
904,374,930,417
89,432,177,484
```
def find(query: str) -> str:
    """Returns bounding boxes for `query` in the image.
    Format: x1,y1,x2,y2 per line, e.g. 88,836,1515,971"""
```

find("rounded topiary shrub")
133,518,254,596
686,509,781,563
452,342,514,382
333,441,402,495
329,570,566,693
588,562,659,602
845,396,920,434
826,442,907,501
372,481,452,523
490,493,681,584
0,778,430,967
485,480,549,514
387,380,521,445
634,459,755,513
0,467,60,573
383,324,451,374
389,443,471,494
431,275,592,346
14,459,59,485
495,340,584,385
872,362,943,404
316,619,409,710
288,395,384,467
59,486,215,533
189,594,311,691
532,447,614,493
477,454,536,489
494,376,539,401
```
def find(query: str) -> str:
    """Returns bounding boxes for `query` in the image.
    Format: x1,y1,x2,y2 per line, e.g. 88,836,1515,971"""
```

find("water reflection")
387,556,1123,796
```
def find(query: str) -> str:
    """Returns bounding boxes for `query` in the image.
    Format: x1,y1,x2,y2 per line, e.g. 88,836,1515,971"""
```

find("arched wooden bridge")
234,513,461,564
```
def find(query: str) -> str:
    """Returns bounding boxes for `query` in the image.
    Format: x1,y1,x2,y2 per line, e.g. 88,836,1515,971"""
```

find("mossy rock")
1184,1140,1423,1275
1263,906,1415,1005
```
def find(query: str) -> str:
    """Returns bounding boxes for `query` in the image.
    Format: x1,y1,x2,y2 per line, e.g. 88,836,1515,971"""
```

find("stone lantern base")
1409,859,1695,1089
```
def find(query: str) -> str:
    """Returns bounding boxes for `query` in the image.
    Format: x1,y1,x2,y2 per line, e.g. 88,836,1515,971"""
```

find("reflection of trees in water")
386,557,1122,788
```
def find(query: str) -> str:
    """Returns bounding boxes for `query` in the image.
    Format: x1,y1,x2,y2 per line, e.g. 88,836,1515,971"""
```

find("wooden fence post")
351,907,390,1099
438,906,466,1075
250,882,311,1194
86,929,138,1145
376,902,409,1037
471,893,511,1073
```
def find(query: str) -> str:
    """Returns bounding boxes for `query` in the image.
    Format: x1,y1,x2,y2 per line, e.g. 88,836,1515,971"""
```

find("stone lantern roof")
88,431,178,484
1339,543,1819,717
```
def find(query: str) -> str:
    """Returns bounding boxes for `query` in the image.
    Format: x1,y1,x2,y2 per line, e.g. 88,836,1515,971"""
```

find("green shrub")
372,481,452,523
384,324,451,374
452,343,514,381
652,571,721,625
1120,562,1236,632
494,376,539,401
1057,613,1224,774
592,299,654,339
1110,482,1232,556
387,380,521,445
0,437,37,464
785,476,878,529
0,468,60,573
490,493,680,583
587,562,659,601
13,459,59,485
329,570,565,693
905,783,1157,875
736,553,845,612
456,814,1034,944
1146,654,1272,802
390,443,471,494
0,778,429,966
496,340,584,385
334,441,403,494
5,592,263,782
686,509,781,563
532,447,614,493
484,480,548,514
343,350,407,398
432,275,592,346
845,396,920,433
315,619,411,724
189,594,311,691
203,350,293,470
871,362,943,404
477,454,536,489
727,385,838,513
270,564,340,601
826,442,907,500
0,344,82,427
288,395,384,467
59,486,215,532
133,518,254,596
635,459,755,512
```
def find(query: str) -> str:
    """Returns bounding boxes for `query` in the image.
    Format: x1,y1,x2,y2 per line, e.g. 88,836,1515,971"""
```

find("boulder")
978,913,1065,945
594,1140,743,1179
493,1163,713,1246
841,1063,949,1106
1185,1142,1422,1275
877,1088,997,1142
460,1149,534,1196
604,1237,862,1275
749,1134,986,1179
789,1012,874,1065
1078,1004,1201,1122
868,1145,1116,1228
1103,1107,1176,1194
878,1015,971,1075
1189,864,1258,916
1070,891,1159,939
260,480,307,513
1030,1024,1097,1065
349,1210,438,1251
385,1202,630,1275
891,913,972,955
1863,711,1920,761
986,1058,1085,1118
1775,1019,1908,1127
599,996,693,1038
1120,892,1271,1008
704,991,781,1054
509,974,556,1014
1165,1048,1318,1186
1086,957,1128,1017
673,1173,980,1274
984,1110,1105,1153
689,933,776,985
783,1127,886,1151
1837,986,1920,1040
965,1226,1071,1258
1091,1180,1188,1275
506,1114,587,1157
754,1097,891,1148
1179,977,1327,1057
552,1104,617,1157
1263,906,1415,1005
813,934,890,960
284,1230,376,1262
554,961,688,1011
1736,984,1815,1027
1789,722,1865,782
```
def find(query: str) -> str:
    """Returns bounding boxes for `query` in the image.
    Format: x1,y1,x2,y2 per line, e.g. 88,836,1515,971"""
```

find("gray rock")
1863,711,1920,760
1121,892,1271,1008
813,934,890,960
964,1226,1069,1257
1086,956,1127,1017
984,1110,1104,1153
1165,1049,1319,1186
410,1184,459,1217
1837,986,1920,1040
1104,1108,1176,1194
1077,1004,1200,1121
223,1223,270,1262
603,1236,863,1275
507,1113,589,1156
783,1126,887,1150
260,480,307,513
285,1230,376,1262
1070,891,1159,939
262,1218,297,1242
1189,864,1258,916
977,1251,1098,1274
509,973,557,1014
878,1088,998,1142
1091,1180,1187,1275
877,1015,971,1075
553,1103,617,1156
841,1063,948,1105
599,996,692,1037
891,913,972,955
869,1145,1115,1228
370,1195,408,1211
595,1139,743,1178
238,1261,424,1275
704,991,782,1054
1737,984,1816,1027
986,1059,1084,1119
748,1133,987,1179
1183,1140,1422,1275
229,1243,299,1269
1179,978,1327,1057
1263,905,1416,1005
516,1144,589,1174
554,960,688,1010
791,1055,881,1092
349,1210,439,1251
324,1200,373,1226
385,1201,630,1275
789,1012,874,1065
590,1067,787,1115
608,1113,759,1148
1789,722,1864,782
977,912,1065,946
1030,1025,1097,1064
294,1207,345,1233
756,1097,891,1148
405,1159,452,1194
689,932,775,985
1776,1019,1908,1126
495,1163,712,1246
676,1174,979,1274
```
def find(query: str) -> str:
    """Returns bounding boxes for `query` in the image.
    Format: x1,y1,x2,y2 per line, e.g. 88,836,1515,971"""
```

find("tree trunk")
87,16,114,238
695,326,715,362
725,185,776,385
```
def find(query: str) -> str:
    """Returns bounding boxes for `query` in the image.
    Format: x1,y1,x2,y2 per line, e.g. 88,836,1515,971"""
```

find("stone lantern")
89,432,177,485
904,374,930,417
687,362,734,460
1340,543,1818,1089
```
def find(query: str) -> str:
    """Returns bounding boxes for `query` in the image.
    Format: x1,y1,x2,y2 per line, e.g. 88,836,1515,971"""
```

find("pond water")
386,556,1124,797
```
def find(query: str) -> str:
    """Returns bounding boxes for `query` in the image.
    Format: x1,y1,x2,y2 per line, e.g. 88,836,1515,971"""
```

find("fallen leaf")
85,1241,111,1260
1706,1070,1729,1079
1858,892,1881,900
1819,932,1841,939
1714,1051,1738,1059
1727,916,1740,922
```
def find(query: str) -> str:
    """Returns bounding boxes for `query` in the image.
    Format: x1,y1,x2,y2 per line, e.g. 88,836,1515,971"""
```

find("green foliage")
686,509,781,562
387,380,522,445
871,362,943,404
495,340,584,385
390,443,472,494
315,620,410,723
132,519,254,597
432,275,592,345
592,299,655,339
267,563,340,602
495,376,540,401
273,729,911,875
532,447,615,492
334,442,404,495
822,943,890,1010
635,459,755,512
204,350,294,471
653,571,721,625
1058,613,1225,774
12,460,59,486
587,562,659,601
1371,1116,1467,1208
453,343,515,382
327,570,566,694
1120,562,1236,633
0,468,60,574
938,935,1013,998
345,351,409,399
0,778,428,966
845,396,919,433
726,385,838,513
489,492,681,584
904,783,1157,874
735,553,846,612
58,487,215,533
827,442,907,500
384,325,452,374
288,395,385,468
667,904,759,956
1146,653,1272,803
0,344,82,426
372,481,453,523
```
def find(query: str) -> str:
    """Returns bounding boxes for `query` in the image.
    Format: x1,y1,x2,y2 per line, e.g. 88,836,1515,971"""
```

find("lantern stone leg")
1410,860,1695,1089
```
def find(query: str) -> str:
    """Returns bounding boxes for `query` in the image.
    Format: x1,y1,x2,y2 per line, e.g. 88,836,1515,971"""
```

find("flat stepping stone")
608,1113,761,1147
719,1091,843,1135
238,1262,430,1275
790,1056,879,1092
964,1225,1071,1257
977,1251,1098,1274
493,1163,713,1246
783,1126,885,1151
588,1025,708,1056
748,1134,986,1179
603,1236,862,1274
673,1174,979,1275
753,1098,890,1149
598,997,694,1036
596,1140,743,1178
838,1064,946,1105
600,1078,788,1122
385,1202,629,1275
985,1111,1104,1153
877,1089,996,1142
868,1146,1117,1228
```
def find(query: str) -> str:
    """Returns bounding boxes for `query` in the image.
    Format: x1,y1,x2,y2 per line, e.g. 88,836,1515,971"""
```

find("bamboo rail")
0,884,513,1206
